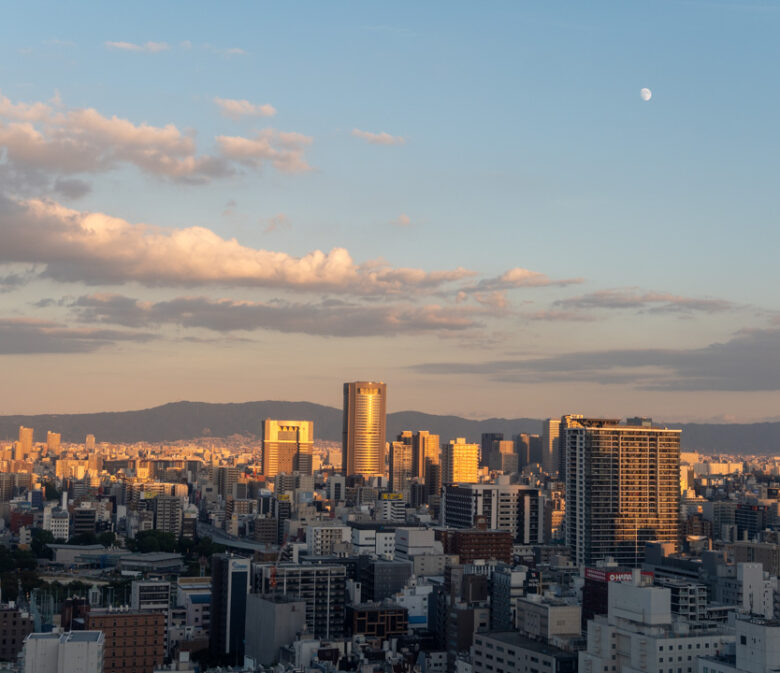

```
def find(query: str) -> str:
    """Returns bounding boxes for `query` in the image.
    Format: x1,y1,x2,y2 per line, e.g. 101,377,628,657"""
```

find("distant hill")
0,401,778,454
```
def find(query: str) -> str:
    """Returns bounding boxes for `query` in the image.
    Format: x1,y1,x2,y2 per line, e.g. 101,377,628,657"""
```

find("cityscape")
2,2,780,673
0,381,779,673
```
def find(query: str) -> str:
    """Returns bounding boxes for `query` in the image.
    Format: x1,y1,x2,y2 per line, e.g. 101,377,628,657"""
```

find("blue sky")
1,1,779,422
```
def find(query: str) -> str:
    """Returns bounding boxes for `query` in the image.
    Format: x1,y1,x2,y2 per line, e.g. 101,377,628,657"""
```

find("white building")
393,576,434,630
306,523,351,556
23,631,104,673
394,527,441,559
580,571,735,673
351,525,396,557
695,616,780,673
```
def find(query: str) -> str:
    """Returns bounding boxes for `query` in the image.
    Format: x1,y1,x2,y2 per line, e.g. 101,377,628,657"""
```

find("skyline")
2,2,780,422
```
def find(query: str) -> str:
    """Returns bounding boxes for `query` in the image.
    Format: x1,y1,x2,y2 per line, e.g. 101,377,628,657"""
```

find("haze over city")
2,2,779,422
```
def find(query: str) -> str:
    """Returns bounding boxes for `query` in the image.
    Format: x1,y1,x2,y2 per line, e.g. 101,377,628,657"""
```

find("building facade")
564,417,681,567
342,381,387,478
262,420,314,477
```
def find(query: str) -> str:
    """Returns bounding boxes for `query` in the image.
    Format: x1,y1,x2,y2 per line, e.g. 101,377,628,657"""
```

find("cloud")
69,293,483,337
0,92,312,186
52,177,91,199
264,213,291,233
462,268,583,295
214,97,277,120
556,289,736,314
0,317,151,354
0,195,474,294
393,214,411,227
105,41,170,53
412,327,780,391
216,130,313,173
352,129,406,145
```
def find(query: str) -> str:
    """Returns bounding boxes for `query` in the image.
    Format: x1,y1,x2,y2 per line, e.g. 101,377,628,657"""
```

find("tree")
97,531,116,548
31,529,55,559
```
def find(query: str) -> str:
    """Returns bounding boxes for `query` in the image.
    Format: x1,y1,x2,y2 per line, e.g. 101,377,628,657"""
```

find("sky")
1,1,780,422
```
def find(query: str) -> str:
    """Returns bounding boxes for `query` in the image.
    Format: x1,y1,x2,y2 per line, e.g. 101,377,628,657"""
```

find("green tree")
31,528,55,559
97,531,116,548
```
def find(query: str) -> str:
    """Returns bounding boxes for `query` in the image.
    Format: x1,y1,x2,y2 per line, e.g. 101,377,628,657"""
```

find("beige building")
262,420,313,477
442,437,479,484
342,381,386,478
412,430,440,479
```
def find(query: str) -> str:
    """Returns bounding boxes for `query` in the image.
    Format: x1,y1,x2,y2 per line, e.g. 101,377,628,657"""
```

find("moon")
640,87,652,102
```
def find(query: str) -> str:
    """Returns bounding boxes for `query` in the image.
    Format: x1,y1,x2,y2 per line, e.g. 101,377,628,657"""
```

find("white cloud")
0,196,474,294
105,41,170,53
352,128,406,145
214,97,277,120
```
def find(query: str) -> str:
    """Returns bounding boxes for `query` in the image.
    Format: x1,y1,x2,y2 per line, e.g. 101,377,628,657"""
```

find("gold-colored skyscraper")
262,420,313,477
342,381,387,478
412,430,440,480
563,416,680,567
442,437,479,484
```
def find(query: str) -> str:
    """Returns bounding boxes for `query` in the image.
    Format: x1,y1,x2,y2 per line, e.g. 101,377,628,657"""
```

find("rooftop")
475,632,577,659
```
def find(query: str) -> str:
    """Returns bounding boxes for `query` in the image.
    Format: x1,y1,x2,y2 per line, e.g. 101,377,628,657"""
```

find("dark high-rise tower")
342,381,387,478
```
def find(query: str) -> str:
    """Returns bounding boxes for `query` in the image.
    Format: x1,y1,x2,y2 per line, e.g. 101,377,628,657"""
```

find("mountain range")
0,401,777,454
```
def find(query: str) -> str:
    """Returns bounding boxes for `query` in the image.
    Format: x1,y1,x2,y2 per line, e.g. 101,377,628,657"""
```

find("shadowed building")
342,381,387,478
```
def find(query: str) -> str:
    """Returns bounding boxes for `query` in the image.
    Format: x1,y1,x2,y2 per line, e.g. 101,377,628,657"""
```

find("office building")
47,431,61,453
542,418,561,475
413,430,440,480
564,417,681,567
389,434,414,494
342,381,387,478
480,432,503,468
262,420,313,477
442,438,479,484
23,631,104,673
210,554,252,662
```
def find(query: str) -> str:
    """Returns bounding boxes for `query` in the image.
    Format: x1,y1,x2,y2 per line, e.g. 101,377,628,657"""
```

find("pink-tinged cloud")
214,97,277,120
352,129,406,145
104,41,170,53
0,196,474,294
0,93,312,183
216,130,313,173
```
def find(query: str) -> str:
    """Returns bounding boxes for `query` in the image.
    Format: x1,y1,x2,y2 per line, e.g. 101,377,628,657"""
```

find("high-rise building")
85,434,96,451
46,431,61,453
342,381,387,478
389,434,413,494
210,554,252,663
480,433,503,468
17,426,33,459
541,419,561,475
442,438,479,484
152,495,183,537
262,420,313,477
441,479,545,544
412,430,440,479
564,417,681,567
255,563,346,639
